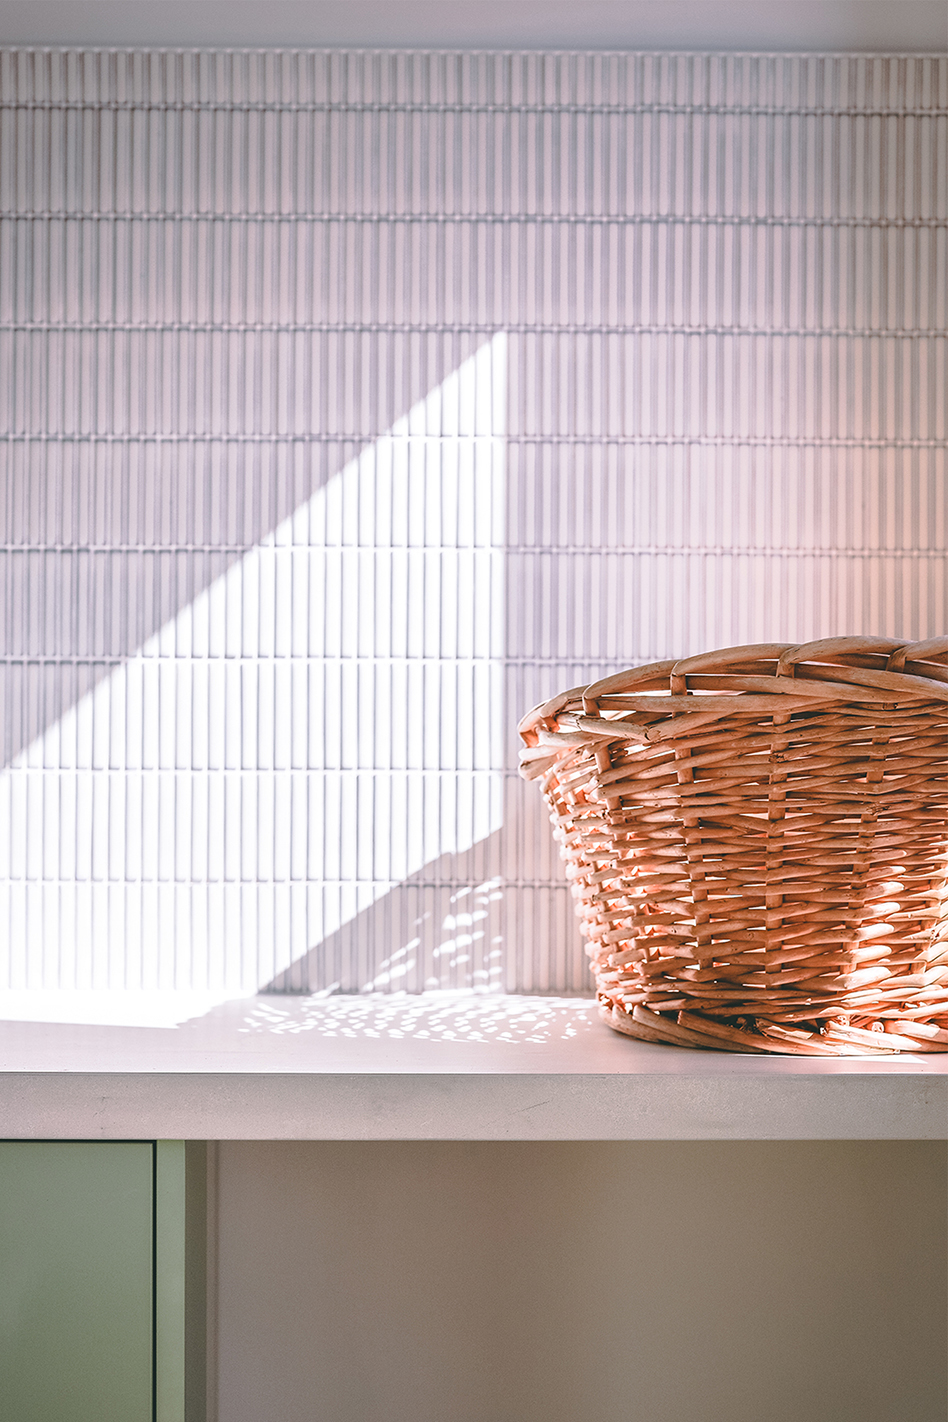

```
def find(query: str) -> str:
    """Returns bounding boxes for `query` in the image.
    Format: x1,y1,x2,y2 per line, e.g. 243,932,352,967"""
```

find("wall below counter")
211,1139,946,1422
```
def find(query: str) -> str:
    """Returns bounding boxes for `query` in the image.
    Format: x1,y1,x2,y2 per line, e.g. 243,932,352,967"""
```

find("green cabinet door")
0,1140,199,1422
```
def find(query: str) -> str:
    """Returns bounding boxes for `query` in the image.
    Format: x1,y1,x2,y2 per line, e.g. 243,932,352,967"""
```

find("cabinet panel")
0,1141,154,1422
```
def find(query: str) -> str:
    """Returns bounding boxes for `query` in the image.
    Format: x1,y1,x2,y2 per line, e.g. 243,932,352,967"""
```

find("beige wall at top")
1,2,946,51
212,1139,947,1422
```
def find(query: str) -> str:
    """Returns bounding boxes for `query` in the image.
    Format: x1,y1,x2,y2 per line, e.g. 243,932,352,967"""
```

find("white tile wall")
1,49,945,992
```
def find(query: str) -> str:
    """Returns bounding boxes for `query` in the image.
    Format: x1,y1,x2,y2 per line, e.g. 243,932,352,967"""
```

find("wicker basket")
519,637,948,1055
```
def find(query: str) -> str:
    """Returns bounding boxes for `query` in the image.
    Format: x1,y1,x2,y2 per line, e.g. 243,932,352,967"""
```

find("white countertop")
1,992,945,1140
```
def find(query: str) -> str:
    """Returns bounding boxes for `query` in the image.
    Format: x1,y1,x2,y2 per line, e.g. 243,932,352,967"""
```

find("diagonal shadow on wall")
264,804,584,997
265,828,508,994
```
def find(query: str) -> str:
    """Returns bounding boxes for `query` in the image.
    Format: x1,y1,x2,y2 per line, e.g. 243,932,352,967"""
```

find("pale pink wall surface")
2,49,945,996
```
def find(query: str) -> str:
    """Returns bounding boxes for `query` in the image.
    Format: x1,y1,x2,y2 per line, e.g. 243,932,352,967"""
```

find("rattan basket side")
519,636,948,1056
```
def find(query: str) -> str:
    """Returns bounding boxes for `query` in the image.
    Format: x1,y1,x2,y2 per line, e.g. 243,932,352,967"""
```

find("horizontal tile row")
0,877,582,993
3,109,946,218
3,445,943,550
1,662,509,769
2,49,946,114
2,331,945,438
3,219,945,331
0,770,513,878
500,550,948,663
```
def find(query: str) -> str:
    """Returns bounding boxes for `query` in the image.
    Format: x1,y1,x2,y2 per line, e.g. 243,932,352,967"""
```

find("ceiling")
0,0,944,51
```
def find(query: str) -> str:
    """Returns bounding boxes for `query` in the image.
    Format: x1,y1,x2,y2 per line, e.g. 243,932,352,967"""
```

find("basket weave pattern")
519,637,948,1055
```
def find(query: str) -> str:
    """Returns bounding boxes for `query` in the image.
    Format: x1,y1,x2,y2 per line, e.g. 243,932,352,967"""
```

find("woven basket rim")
518,635,948,744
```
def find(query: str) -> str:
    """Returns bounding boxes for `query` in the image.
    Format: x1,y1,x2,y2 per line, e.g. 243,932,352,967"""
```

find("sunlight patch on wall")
0,335,507,991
